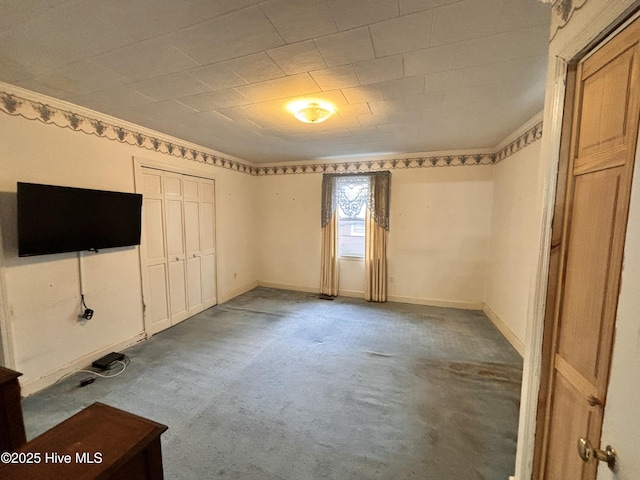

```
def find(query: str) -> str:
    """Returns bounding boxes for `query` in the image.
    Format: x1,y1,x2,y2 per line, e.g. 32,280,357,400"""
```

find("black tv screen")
17,182,143,257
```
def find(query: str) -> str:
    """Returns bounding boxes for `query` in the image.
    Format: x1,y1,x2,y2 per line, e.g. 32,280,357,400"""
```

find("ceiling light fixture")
289,100,335,124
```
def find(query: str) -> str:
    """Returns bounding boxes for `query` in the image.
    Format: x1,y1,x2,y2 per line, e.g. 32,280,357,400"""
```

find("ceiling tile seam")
64,9,549,94
257,3,289,46
323,0,341,35
138,5,272,57
0,87,542,176
170,43,205,70
185,72,217,97
262,49,289,80
427,4,436,48
367,24,381,60
20,6,269,82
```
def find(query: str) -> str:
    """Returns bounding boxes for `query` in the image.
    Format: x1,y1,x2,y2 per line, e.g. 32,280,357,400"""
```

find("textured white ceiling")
0,0,551,163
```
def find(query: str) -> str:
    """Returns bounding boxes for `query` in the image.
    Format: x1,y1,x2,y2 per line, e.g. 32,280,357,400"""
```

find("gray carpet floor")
22,287,523,479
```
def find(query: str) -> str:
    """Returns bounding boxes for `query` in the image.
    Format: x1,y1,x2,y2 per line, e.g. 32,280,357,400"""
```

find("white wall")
0,112,258,394
484,139,542,355
257,165,494,308
256,174,321,292
387,166,493,308
597,127,640,480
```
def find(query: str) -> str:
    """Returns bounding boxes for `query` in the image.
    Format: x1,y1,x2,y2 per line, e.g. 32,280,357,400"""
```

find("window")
336,177,369,258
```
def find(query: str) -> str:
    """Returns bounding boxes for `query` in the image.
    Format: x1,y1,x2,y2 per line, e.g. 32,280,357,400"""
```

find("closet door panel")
187,256,203,314
139,168,217,332
140,168,170,335
199,180,217,307
164,172,188,324
147,264,169,328
184,183,203,315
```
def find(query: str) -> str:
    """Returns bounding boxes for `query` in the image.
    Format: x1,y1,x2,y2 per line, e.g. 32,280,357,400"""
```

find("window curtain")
320,172,390,300
365,172,390,302
320,175,339,296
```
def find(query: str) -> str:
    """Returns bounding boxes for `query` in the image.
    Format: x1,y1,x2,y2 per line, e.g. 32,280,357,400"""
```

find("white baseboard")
387,293,482,310
19,331,147,397
257,282,483,309
338,288,364,298
257,281,319,294
482,304,525,357
257,282,366,300
219,280,258,303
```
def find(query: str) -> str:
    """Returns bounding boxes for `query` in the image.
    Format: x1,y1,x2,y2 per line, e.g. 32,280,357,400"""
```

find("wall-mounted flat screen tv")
17,182,143,257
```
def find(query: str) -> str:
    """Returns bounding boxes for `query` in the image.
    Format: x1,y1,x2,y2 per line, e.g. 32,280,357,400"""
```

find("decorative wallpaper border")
495,122,543,163
0,89,542,176
0,91,258,175
549,0,589,40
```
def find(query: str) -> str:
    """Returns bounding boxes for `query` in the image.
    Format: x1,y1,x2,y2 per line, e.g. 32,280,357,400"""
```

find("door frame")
133,156,219,336
516,3,640,479
0,219,16,369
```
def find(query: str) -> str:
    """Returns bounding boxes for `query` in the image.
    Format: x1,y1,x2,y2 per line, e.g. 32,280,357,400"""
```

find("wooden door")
164,172,188,325
540,17,640,478
139,169,171,335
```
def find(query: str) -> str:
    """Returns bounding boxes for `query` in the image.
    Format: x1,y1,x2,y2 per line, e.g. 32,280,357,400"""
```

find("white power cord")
55,358,129,384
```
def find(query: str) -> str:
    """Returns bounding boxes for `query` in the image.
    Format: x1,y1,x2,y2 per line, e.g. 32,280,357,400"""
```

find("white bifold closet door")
140,167,217,336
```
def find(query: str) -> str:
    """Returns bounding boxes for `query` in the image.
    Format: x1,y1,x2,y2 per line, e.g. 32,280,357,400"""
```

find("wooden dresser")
0,364,168,480
0,366,26,452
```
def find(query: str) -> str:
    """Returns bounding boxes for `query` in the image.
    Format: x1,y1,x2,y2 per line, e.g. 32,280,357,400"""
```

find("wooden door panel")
147,264,169,327
199,179,216,308
164,175,182,196
200,180,214,200
183,177,199,197
140,169,171,335
545,374,598,479
142,172,162,195
168,260,187,318
558,168,621,384
578,48,634,158
201,253,216,306
187,256,202,313
143,199,165,261
165,199,184,257
164,173,188,325
200,202,215,251
184,201,200,253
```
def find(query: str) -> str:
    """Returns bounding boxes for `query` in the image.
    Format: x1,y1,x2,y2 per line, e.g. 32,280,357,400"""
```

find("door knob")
578,438,617,470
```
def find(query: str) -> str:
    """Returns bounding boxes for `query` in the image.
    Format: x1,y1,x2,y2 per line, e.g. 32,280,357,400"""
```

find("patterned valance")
336,175,369,218
321,172,390,230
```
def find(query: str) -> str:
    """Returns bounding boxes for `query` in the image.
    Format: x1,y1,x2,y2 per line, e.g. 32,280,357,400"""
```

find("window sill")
339,256,364,262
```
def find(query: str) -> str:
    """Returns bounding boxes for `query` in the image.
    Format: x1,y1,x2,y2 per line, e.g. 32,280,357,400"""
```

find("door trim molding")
515,55,569,480
0,220,16,369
